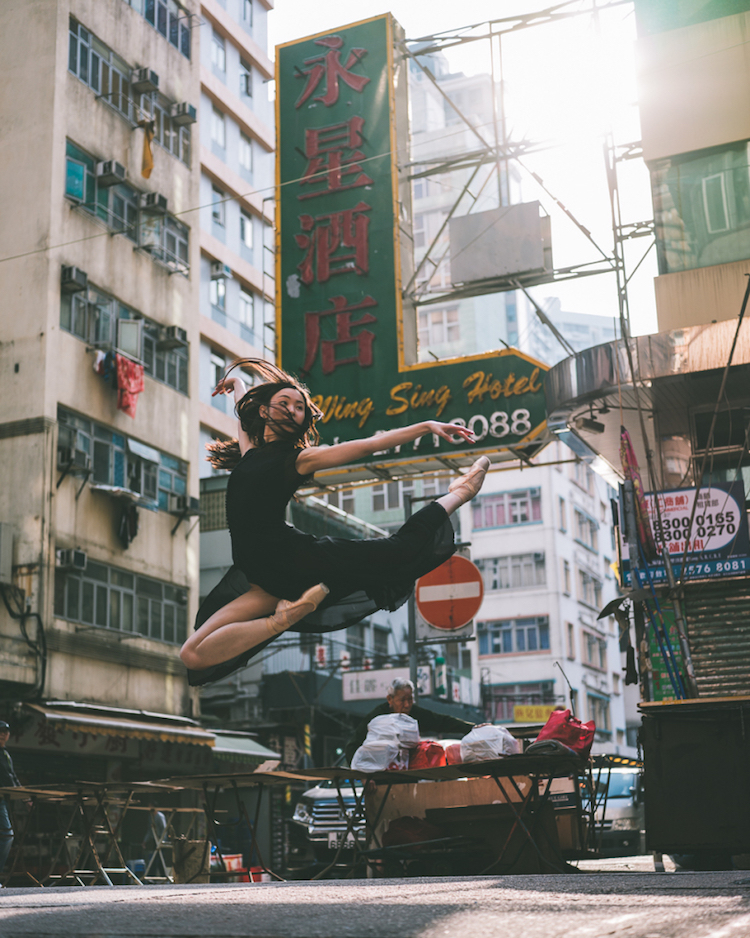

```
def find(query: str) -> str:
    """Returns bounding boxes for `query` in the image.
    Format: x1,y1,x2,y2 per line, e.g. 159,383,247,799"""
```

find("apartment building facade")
0,0,208,779
195,0,275,472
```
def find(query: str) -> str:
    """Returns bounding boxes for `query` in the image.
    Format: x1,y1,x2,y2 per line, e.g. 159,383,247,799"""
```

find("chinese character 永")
295,36,370,109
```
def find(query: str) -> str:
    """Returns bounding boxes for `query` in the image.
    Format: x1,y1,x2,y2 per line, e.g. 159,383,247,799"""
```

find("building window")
652,141,750,274
372,479,414,512
574,509,598,552
65,141,139,239
139,213,190,273
476,553,545,591
566,621,575,659
58,407,187,510
422,472,450,498
327,487,355,514
418,307,459,347
60,287,188,394
126,0,190,57
54,557,188,643
69,20,190,161
587,694,611,734
240,211,253,249
210,277,226,312
212,186,226,227
562,559,571,594
239,133,253,174
242,0,253,26
478,617,550,656
577,569,602,609
211,30,226,73
571,460,594,493
473,489,542,529
582,630,607,671
238,289,254,331
240,58,253,98
211,107,226,149
558,496,567,532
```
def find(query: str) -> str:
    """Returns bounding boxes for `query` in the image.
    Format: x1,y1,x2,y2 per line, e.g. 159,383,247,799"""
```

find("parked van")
592,766,645,856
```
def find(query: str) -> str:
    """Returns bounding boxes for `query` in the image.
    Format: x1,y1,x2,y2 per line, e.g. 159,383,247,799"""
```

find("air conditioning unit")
61,266,88,294
168,494,201,515
131,68,159,94
210,261,232,280
170,102,197,126
56,548,88,572
95,160,126,188
157,325,188,350
57,446,92,473
140,192,168,214
0,523,13,586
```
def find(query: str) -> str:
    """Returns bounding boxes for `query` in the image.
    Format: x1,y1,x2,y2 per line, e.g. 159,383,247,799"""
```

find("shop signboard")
341,665,432,700
622,481,750,585
275,16,548,477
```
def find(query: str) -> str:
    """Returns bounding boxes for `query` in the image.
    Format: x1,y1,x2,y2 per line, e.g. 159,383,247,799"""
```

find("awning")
26,703,215,747
211,733,280,764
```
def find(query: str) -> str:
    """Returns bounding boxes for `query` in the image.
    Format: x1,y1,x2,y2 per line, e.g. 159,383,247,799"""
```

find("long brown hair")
206,359,321,471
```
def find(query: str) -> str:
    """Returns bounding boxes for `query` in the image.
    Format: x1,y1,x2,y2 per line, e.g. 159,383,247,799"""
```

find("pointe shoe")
266,583,329,635
448,456,491,503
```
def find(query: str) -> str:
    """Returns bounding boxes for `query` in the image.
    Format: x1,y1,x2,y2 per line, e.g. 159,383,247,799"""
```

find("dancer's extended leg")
180,583,328,670
436,456,491,516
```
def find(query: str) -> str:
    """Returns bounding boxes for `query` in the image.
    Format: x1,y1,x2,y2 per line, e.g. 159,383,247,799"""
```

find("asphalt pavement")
1,868,750,938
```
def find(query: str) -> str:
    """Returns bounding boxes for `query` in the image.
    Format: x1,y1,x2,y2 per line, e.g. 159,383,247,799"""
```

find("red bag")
408,740,447,769
535,709,595,759
444,742,463,765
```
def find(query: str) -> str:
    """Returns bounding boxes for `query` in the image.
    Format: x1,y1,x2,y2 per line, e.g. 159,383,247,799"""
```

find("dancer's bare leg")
180,583,328,670
436,456,491,516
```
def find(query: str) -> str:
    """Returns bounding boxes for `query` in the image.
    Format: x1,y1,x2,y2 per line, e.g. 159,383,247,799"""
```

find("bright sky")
268,1,658,336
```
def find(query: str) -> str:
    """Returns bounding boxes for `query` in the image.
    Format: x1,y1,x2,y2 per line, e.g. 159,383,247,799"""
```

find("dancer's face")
263,387,307,440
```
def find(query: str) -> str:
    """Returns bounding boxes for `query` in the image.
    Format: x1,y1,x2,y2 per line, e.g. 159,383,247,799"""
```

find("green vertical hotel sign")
276,15,548,475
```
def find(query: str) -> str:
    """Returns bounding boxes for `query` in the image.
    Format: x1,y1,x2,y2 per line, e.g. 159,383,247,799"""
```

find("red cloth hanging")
115,353,145,418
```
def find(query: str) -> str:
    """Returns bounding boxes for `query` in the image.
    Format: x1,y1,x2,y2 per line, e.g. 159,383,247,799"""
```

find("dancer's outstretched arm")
214,376,251,455
296,420,475,475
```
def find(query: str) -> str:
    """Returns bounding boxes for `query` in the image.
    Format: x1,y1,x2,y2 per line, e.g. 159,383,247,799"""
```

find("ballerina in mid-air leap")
180,359,491,686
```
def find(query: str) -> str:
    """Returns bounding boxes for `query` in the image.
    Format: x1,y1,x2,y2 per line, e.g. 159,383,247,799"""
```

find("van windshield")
604,772,638,798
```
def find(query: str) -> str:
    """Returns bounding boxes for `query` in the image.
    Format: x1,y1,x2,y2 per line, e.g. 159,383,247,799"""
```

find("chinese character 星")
295,36,370,109
303,295,378,375
299,117,374,200
295,202,371,284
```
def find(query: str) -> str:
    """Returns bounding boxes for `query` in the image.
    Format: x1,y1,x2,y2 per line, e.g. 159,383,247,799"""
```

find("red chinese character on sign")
675,495,688,506
295,36,370,109
296,202,371,285
665,496,674,507
303,295,378,375
299,117,373,200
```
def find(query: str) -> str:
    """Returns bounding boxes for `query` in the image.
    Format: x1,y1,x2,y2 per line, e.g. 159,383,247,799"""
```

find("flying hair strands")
205,359,322,471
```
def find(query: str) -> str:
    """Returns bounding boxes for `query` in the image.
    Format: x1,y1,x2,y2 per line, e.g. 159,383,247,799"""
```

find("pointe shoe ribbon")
267,583,329,635
448,456,491,502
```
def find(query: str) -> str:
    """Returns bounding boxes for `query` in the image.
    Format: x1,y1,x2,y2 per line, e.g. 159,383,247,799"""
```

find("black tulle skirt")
187,501,455,686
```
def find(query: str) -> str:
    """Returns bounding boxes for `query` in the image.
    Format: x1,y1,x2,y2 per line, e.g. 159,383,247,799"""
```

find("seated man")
344,677,474,764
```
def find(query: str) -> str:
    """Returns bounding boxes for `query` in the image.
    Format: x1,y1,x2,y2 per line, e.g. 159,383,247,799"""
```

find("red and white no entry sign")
416,555,484,630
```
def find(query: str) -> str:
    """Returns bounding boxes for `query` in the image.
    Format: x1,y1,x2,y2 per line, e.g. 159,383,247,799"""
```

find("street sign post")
416,555,484,630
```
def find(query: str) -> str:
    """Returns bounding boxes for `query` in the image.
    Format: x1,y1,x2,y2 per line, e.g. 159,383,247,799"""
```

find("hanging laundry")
115,353,145,419
93,350,106,374
102,350,116,385
118,502,140,549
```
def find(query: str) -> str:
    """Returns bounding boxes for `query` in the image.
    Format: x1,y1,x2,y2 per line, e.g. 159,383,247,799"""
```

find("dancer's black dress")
188,439,456,685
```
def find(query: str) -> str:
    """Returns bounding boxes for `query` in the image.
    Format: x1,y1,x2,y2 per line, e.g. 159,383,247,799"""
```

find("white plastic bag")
350,713,420,772
365,713,420,748
460,724,519,763
351,739,402,773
